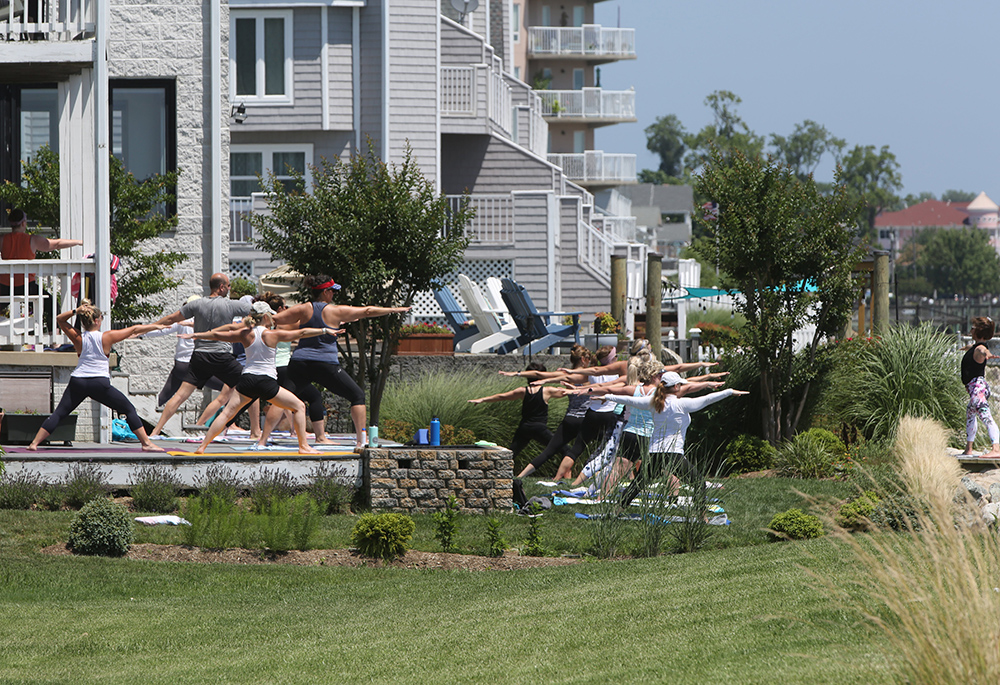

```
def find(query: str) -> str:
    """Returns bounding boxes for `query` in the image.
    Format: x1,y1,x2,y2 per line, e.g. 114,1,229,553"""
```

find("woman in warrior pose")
271,274,409,452
28,301,164,452
961,316,1000,457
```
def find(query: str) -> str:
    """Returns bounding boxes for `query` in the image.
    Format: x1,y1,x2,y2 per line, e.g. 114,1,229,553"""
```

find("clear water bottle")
430,417,441,446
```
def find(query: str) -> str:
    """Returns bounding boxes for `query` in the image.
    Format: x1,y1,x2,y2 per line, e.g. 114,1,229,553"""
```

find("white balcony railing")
592,214,638,243
527,25,636,60
448,194,514,244
537,88,635,121
0,257,96,346
0,0,95,41
577,220,613,285
549,151,637,184
440,63,513,136
230,197,254,244
441,66,476,116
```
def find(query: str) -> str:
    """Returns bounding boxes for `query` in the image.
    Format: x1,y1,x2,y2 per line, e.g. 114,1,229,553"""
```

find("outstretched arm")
154,310,186,327
328,305,410,326
663,361,718,373
30,235,83,252
675,380,726,397
180,326,248,343
103,323,166,347
468,388,527,404
267,327,345,343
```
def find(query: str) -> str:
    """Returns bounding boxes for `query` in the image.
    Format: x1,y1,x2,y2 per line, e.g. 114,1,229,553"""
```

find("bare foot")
314,437,335,445
26,444,38,451
961,451,975,456
193,448,206,455
980,451,1000,459
298,445,321,455
141,443,165,453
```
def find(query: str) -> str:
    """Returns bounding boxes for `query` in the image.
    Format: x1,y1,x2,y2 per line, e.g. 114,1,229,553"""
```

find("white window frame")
231,144,313,197
230,10,294,105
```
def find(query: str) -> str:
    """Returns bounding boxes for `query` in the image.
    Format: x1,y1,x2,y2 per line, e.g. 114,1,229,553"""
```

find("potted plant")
583,312,620,349
395,322,455,356
2,410,77,445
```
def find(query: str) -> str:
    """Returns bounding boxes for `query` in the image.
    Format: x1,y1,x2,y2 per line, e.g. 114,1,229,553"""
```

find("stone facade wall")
366,446,513,514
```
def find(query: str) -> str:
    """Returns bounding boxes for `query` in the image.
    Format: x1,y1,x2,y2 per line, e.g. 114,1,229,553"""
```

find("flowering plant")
399,322,453,336
593,312,620,335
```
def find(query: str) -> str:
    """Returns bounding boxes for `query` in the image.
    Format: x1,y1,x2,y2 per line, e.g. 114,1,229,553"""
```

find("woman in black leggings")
28,301,165,451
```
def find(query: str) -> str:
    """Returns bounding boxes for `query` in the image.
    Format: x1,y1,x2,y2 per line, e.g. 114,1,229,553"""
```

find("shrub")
351,513,415,562
62,462,112,509
522,506,545,556
194,465,243,506
775,431,839,479
432,495,461,553
0,471,44,509
694,321,740,349
379,418,415,444
182,495,245,549
802,428,846,459
438,423,477,446
485,516,508,558
304,462,354,515
68,497,134,556
723,434,776,474
128,464,182,513
399,321,452,336
38,482,66,511
836,491,881,531
247,468,298,513
768,508,824,540
260,495,320,553
228,277,257,299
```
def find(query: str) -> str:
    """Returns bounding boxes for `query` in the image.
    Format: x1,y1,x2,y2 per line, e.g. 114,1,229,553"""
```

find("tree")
902,191,936,208
915,228,1000,297
644,114,687,179
694,148,865,444
839,144,902,240
769,120,844,182
941,189,976,203
0,145,185,323
250,143,473,424
683,91,765,174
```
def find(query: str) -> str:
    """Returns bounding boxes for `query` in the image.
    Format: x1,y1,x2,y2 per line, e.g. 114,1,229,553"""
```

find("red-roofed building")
875,194,1000,259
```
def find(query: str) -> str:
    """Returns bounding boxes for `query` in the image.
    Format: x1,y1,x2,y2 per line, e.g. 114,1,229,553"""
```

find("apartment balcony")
549,151,637,187
527,25,636,64
0,0,96,77
447,194,514,245
230,197,254,245
440,59,512,137
537,88,635,125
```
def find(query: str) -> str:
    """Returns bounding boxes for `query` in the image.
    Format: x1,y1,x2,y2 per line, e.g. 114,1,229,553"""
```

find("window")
110,80,176,182
573,68,584,90
512,3,520,42
573,6,584,27
573,130,585,153
230,145,312,198
514,66,521,81
20,88,58,165
541,5,550,26
231,10,293,103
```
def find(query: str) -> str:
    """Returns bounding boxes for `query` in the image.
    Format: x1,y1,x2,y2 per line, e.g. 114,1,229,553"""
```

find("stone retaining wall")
365,446,513,514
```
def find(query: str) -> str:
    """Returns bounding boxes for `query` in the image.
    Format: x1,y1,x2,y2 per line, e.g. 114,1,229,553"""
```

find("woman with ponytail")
28,301,165,451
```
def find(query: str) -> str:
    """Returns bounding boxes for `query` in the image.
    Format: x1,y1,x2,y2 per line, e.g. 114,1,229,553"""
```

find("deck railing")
447,194,514,245
440,62,513,136
577,220,613,285
230,197,254,244
537,88,635,120
0,257,95,346
0,0,95,40
592,214,637,243
527,25,636,59
549,151,637,184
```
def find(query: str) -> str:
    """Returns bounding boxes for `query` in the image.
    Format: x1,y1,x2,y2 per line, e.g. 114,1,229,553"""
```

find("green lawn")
0,478,893,684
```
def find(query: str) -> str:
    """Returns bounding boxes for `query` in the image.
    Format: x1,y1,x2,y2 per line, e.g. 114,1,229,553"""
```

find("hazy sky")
593,0,999,198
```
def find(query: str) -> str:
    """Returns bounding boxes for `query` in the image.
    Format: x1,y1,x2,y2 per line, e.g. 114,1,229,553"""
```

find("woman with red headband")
270,273,409,452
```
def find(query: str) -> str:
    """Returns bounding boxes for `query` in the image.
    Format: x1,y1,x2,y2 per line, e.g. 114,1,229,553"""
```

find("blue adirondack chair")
433,284,481,352
499,278,581,355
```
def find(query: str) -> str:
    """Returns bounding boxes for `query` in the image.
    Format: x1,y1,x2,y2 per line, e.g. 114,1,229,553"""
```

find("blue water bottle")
430,418,441,446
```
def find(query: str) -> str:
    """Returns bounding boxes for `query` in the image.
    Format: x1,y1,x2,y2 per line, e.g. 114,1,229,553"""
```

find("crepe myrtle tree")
694,147,865,444
250,141,473,423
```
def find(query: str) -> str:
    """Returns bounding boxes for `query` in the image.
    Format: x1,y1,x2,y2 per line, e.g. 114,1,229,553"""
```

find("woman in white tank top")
183,301,341,455
28,300,166,451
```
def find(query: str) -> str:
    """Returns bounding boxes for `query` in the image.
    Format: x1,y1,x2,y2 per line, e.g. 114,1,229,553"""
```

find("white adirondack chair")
457,274,522,354
484,276,514,325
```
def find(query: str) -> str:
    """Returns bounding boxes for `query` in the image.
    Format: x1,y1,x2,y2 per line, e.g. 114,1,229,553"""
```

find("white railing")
527,25,636,59
528,92,547,155
537,88,635,120
489,68,511,135
0,0,95,40
549,151,637,184
0,257,95,346
592,215,637,243
448,194,514,244
577,220,613,285
441,66,476,116
230,197,254,244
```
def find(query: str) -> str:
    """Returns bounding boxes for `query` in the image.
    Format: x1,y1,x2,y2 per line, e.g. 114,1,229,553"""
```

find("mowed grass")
0,478,892,684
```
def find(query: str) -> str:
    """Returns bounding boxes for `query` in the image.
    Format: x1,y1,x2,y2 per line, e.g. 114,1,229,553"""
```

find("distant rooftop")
614,183,694,216
875,199,971,228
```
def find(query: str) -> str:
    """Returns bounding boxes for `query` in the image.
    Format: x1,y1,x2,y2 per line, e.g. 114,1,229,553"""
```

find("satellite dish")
449,0,479,22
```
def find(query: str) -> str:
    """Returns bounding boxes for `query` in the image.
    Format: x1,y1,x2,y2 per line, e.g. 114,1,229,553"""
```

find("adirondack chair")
484,276,514,325
432,284,480,352
456,274,522,354
499,278,581,355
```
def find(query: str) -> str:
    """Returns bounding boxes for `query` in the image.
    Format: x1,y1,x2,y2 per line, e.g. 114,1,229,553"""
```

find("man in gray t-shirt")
149,273,252,436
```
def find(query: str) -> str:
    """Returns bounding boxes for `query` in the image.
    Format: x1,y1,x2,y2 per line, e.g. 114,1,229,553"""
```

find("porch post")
873,250,890,334
610,254,626,335
646,251,662,358
94,0,111,442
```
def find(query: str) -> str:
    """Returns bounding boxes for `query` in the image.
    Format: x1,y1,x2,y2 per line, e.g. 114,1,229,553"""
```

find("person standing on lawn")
961,316,1000,458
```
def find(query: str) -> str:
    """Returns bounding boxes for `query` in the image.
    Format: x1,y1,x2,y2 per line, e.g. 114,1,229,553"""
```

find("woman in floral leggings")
961,316,1000,458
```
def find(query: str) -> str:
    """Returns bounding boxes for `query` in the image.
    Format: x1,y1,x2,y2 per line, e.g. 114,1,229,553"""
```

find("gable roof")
874,199,970,228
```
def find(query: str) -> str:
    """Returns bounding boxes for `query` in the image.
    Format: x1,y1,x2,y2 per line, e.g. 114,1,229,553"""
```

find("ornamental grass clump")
248,468,298,513
68,497,134,557
775,431,839,479
62,462,112,509
128,464,182,513
352,513,415,562
305,462,354,515
194,465,243,506
821,415,1000,683
0,470,44,509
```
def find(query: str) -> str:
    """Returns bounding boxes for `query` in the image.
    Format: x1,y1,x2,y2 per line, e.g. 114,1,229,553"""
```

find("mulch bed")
40,543,581,571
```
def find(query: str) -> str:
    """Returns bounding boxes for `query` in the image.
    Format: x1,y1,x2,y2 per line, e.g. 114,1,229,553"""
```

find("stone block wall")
366,446,513,514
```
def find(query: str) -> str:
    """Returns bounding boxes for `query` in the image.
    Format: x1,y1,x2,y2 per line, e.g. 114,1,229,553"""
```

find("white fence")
447,194,514,244
527,25,636,59
592,214,637,243
0,258,95,346
440,66,476,116
0,0,95,40
549,151,637,184
230,197,254,244
440,62,513,136
537,88,635,121
577,220,614,284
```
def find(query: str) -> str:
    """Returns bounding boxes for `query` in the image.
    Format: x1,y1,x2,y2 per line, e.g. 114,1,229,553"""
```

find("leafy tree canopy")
643,114,687,179
836,144,902,241
912,227,1000,298
683,91,765,175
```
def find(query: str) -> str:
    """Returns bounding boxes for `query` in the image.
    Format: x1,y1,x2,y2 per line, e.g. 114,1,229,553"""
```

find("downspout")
353,6,360,152
94,0,111,442
210,0,222,273
321,5,329,130
434,4,440,194
381,0,389,161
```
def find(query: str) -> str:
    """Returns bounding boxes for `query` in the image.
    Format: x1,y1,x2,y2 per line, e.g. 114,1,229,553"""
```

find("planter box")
583,333,620,349
396,334,454,356
3,413,77,445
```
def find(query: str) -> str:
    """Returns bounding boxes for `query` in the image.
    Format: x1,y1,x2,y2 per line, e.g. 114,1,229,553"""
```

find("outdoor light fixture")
231,102,247,124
